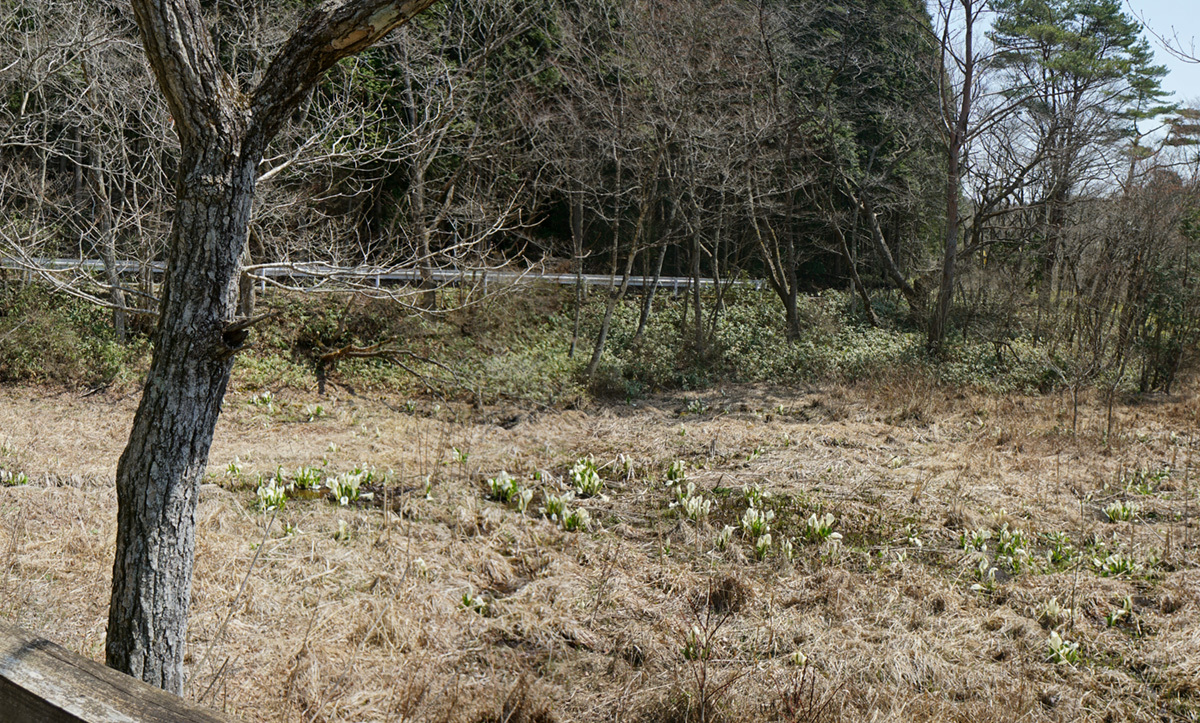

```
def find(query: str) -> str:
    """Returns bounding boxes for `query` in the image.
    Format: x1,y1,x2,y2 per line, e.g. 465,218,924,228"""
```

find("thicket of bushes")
5,281,1177,403
0,285,148,386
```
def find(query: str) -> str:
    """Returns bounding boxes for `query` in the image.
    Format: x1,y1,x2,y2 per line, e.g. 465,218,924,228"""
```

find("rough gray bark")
109,0,438,693
107,150,255,690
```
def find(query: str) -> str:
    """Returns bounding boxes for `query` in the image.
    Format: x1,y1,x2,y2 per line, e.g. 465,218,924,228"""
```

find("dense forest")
2,0,1199,396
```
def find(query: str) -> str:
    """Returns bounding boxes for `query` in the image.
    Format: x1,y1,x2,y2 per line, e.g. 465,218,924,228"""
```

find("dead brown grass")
0,378,1198,722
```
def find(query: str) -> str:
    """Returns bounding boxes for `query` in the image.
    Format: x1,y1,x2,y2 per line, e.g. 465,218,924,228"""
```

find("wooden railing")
0,621,232,722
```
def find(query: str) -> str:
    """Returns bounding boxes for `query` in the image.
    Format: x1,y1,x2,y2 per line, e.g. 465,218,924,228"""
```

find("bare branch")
247,0,439,148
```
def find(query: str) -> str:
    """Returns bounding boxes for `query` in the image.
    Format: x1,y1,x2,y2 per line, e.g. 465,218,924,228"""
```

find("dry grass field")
1,377,1198,722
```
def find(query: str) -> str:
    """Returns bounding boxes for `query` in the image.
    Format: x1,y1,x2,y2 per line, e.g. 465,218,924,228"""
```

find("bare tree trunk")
634,174,676,345
401,40,438,310
73,127,85,199
928,0,975,354
858,193,923,315
690,224,705,356
569,191,584,358
88,151,128,342
588,145,661,372
633,241,668,344
237,241,256,318
127,179,158,336
408,156,436,310
836,225,877,327
747,180,801,342
782,289,801,341
585,246,638,379
415,171,437,311
609,144,622,283
107,149,257,692
929,188,959,352
97,203,128,343
110,0,438,691
705,188,728,334
82,60,129,342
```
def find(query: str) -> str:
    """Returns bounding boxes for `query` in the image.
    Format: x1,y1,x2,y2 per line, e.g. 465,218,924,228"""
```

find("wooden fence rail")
0,621,232,722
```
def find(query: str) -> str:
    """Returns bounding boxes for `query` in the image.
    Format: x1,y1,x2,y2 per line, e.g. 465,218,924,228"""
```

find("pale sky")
926,1,1200,106
1126,0,1200,106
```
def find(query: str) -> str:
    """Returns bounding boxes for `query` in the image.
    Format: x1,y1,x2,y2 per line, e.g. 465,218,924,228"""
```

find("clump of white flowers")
541,491,573,522
803,512,841,543
487,471,520,503
995,524,1030,572
754,533,773,560
570,457,604,497
1092,552,1141,577
670,481,712,521
461,590,488,615
292,465,324,490
539,490,590,531
1047,631,1080,665
780,536,795,561
0,469,29,486
715,525,735,551
970,554,998,592
743,483,768,508
1104,500,1138,522
561,507,591,532
255,474,287,511
1046,531,1073,566
741,506,774,538
682,626,710,661
960,527,992,553
330,469,365,506
1038,597,1071,628
485,471,535,512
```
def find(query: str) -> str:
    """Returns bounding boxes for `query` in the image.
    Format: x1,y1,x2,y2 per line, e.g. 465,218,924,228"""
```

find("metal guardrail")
1,258,764,292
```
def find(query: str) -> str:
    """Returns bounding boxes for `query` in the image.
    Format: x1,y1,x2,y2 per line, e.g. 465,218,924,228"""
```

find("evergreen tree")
989,0,1172,282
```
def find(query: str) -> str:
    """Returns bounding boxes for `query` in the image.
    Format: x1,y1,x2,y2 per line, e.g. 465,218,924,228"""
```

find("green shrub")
4,277,1158,402
0,285,148,385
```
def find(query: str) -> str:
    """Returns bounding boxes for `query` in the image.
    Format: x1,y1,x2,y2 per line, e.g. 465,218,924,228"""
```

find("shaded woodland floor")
1,377,1198,722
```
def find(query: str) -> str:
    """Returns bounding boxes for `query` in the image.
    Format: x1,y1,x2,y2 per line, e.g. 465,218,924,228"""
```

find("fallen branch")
316,341,466,399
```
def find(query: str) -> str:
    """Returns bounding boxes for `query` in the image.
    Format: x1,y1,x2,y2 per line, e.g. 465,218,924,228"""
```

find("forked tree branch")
129,0,240,146
130,0,440,153
246,0,440,149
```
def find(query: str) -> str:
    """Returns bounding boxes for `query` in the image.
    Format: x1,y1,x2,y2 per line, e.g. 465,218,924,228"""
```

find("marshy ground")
1,378,1198,722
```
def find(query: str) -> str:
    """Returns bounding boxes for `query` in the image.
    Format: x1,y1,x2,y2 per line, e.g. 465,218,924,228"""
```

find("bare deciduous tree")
103,0,440,692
